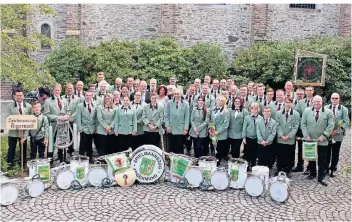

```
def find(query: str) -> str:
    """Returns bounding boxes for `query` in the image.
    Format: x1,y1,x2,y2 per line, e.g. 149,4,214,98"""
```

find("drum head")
28,180,45,198
210,171,229,190
131,149,165,183
244,177,264,197
56,170,74,190
0,185,19,206
88,168,108,187
269,181,289,202
185,168,203,188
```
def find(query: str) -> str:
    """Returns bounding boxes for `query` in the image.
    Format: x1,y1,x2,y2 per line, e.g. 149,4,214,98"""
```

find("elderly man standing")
110,77,123,92
130,80,150,104
165,89,190,154
325,93,349,177
74,81,84,100
301,95,334,186
148,78,157,93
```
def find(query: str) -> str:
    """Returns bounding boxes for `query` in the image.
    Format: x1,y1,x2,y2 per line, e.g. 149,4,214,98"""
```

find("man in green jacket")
325,93,350,177
301,95,334,186
6,89,32,167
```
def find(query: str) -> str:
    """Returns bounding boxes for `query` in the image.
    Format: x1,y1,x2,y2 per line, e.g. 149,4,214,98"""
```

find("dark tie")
68,96,71,104
78,92,80,97
215,108,219,114
214,90,217,99
315,111,319,122
265,119,268,126
286,112,289,120
188,96,191,104
18,103,22,115
259,98,262,103
176,102,179,109
307,100,310,107
333,106,336,116
277,104,281,111
57,98,62,110
88,104,91,113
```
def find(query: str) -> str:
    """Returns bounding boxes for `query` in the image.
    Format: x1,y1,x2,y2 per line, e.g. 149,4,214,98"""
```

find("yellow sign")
6,115,38,130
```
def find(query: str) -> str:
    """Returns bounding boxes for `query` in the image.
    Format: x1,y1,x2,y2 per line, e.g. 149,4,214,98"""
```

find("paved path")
1,129,351,221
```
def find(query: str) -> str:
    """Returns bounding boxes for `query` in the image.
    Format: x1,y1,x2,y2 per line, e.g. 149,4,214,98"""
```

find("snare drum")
70,156,89,186
210,168,229,191
28,159,52,189
0,173,18,206
252,166,269,190
87,161,108,187
244,166,269,197
131,147,165,183
169,154,195,183
228,158,248,189
25,175,45,198
55,163,74,190
184,167,203,188
269,172,291,203
199,156,217,182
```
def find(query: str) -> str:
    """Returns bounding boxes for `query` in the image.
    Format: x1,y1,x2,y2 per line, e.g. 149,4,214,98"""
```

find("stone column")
66,4,81,38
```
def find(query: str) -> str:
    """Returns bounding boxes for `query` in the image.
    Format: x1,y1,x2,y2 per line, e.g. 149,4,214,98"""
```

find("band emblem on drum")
202,170,211,181
140,157,156,176
37,165,50,182
76,167,85,180
230,169,239,182
106,154,130,173
172,158,191,179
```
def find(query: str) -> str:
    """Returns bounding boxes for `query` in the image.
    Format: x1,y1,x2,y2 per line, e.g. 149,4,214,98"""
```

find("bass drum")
131,147,165,183
210,168,229,191
131,145,163,158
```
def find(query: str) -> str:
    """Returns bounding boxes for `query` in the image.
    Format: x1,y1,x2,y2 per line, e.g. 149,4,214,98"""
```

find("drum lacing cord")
101,177,112,188
71,180,82,190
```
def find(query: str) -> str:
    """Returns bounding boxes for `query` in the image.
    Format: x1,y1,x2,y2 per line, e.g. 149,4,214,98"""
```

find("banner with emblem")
302,141,318,161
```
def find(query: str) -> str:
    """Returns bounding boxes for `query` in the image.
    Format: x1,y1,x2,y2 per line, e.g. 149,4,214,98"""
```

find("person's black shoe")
292,166,303,172
303,169,310,175
318,180,328,186
307,175,316,180
329,171,336,177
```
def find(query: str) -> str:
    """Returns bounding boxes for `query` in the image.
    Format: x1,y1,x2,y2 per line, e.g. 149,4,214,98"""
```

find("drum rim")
244,176,265,196
27,180,45,197
0,184,19,205
55,169,75,189
88,167,108,186
184,167,203,187
131,149,165,183
269,181,289,202
210,170,229,190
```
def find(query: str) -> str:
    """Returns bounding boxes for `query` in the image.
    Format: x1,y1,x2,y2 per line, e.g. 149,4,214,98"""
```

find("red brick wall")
338,4,351,37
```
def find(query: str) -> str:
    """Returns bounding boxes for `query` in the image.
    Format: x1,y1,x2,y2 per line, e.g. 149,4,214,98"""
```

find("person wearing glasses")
324,93,349,177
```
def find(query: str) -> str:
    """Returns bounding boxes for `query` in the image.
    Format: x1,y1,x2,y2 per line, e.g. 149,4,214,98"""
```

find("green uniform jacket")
96,105,115,135
260,100,276,118
256,117,278,145
297,98,313,116
241,95,253,111
242,115,263,139
142,103,164,132
6,102,32,137
293,99,302,111
301,107,334,146
76,101,97,134
184,94,196,114
325,104,350,142
114,106,137,135
210,107,230,141
132,102,145,135
193,94,215,109
271,101,285,119
253,95,266,104
64,94,80,122
276,108,300,145
43,96,70,129
189,107,210,138
28,114,49,140
165,99,190,135
228,108,249,139
209,88,221,101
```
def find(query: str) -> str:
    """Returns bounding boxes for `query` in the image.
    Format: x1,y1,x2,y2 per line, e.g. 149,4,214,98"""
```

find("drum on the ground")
198,156,217,182
228,158,248,189
131,145,163,158
27,159,52,189
169,154,195,183
130,146,165,183
70,156,89,186
87,161,108,187
269,172,291,203
54,163,74,190
115,168,136,187
184,167,203,188
210,168,229,191
25,175,45,198
0,172,19,206
244,166,269,197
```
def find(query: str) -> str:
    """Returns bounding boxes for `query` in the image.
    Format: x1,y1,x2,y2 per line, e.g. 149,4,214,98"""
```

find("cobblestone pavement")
1,129,351,221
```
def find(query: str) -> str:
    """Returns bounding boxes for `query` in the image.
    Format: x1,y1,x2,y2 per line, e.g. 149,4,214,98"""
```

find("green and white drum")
228,158,248,189
169,154,195,183
198,156,217,182
131,145,165,183
27,159,51,189
70,156,89,186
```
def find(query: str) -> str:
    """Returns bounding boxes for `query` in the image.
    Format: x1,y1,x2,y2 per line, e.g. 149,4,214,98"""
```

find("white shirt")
234,109,240,118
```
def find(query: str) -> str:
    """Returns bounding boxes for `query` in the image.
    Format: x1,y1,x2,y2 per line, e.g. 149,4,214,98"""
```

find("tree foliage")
232,37,351,107
1,4,56,90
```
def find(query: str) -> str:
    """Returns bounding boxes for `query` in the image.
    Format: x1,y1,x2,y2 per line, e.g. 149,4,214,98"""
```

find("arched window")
41,23,51,50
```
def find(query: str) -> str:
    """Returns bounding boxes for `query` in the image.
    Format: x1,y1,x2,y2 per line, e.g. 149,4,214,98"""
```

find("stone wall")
338,4,351,37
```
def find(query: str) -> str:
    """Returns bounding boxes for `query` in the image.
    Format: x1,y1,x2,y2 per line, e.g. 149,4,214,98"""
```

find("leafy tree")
1,4,56,90
232,37,351,107
44,38,93,85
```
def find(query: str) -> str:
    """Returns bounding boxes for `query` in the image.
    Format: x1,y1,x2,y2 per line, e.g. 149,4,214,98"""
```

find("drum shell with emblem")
70,156,89,186
0,174,19,206
210,168,229,191
131,146,165,184
269,172,291,203
27,159,51,189
198,156,217,181
169,154,195,183
228,158,248,189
